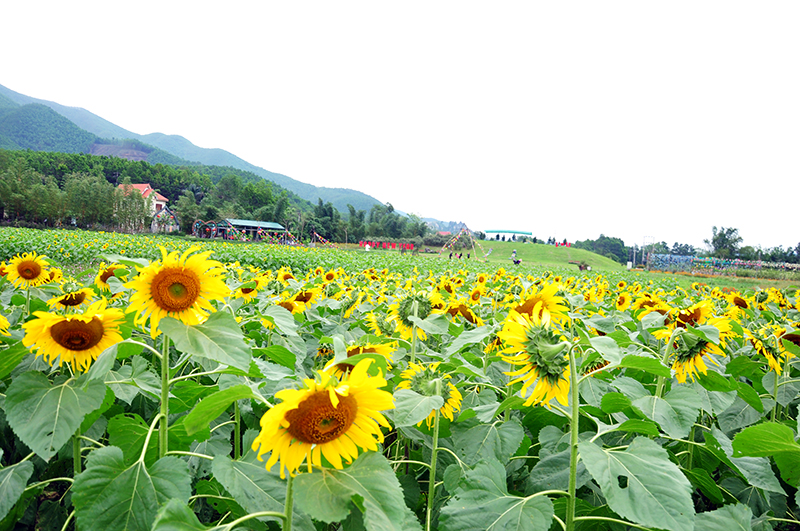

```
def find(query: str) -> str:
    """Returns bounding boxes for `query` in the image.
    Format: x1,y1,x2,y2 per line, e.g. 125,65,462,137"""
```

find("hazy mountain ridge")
0,83,385,214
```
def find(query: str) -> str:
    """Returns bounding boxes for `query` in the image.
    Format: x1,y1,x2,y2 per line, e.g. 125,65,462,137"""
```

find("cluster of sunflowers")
1,243,799,530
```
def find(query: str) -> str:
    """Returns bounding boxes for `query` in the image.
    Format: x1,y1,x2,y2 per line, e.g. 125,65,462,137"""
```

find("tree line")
0,149,432,244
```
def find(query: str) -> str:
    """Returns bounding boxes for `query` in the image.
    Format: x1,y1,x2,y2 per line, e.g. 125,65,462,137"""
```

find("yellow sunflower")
95,262,128,291
396,362,463,428
675,300,713,328
745,325,793,374
615,292,632,312
444,297,484,326
5,252,50,289
498,310,571,407
0,313,10,336
125,247,229,337
22,298,125,371
509,282,569,325
47,286,96,310
325,341,397,377
388,290,441,341
670,318,733,383
365,311,396,337
251,358,395,478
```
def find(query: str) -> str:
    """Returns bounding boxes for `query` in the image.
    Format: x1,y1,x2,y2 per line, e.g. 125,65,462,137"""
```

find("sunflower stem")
565,344,580,531
687,425,696,469
283,473,294,531
655,328,682,399
425,380,442,531
73,426,82,474
234,401,242,460
159,336,171,459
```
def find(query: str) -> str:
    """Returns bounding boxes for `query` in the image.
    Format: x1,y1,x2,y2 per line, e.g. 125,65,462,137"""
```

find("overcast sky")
2,1,798,250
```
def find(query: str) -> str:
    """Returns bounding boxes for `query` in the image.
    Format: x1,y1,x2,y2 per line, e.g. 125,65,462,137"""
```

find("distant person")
449,252,453,259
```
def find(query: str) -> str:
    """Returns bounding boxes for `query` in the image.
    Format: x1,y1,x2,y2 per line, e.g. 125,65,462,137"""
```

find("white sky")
2,1,798,251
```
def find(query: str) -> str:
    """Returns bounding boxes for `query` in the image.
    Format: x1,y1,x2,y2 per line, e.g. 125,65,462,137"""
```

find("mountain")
0,83,384,214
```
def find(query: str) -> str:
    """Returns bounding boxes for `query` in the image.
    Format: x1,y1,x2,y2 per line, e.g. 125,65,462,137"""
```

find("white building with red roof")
118,183,169,214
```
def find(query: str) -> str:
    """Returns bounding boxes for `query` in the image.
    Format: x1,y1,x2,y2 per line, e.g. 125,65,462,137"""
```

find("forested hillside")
0,83,385,214
0,149,432,245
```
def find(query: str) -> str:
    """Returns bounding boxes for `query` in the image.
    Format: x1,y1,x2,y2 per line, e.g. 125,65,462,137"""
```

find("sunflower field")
0,227,799,531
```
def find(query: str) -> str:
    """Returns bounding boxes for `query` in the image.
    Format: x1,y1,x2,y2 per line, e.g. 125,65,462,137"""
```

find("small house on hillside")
117,182,178,233
119,183,169,214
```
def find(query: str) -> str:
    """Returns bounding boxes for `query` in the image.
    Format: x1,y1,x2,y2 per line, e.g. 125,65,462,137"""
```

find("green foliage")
0,104,96,154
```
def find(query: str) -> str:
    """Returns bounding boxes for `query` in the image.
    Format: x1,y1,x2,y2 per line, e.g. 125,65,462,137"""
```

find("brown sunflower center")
733,296,748,309
285,391,357,444
151,267,201,312
241,287,255,294
50,317,104,351
60,292,86,307
100,266,120,283
18,261,42,280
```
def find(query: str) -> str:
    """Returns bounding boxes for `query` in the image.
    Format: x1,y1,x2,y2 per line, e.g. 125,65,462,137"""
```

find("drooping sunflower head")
251,358,395,478
365,311,396,337
671,330,725,383
124,246,229,337
444,297,484,326
388,291,437,341
396,361,463,427
22,298,125,372
745,325,791,374
498,310,571,407
6,252,50,289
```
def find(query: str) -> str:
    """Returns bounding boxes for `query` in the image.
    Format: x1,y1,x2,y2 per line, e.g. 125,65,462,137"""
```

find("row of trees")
0,158,153,231
705,226,800,263
0,149,432,244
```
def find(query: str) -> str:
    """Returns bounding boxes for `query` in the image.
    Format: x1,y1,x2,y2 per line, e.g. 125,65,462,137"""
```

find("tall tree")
704,226,742,259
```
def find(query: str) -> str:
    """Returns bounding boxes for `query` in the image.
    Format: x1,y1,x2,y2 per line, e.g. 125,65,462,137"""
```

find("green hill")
0,103,97,153
0,83,384,214
456,240,625,271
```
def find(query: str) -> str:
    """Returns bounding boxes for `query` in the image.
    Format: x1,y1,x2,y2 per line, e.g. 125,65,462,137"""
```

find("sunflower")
388,290,440,341
5,252,50,289
468,286,484,305
745,325,792,374
325,341,397,377
125,247,229,337
670,318,733,383
47,286,96,310
396,362,463,428
22,298,125,371
365,311,396,337
675,300,713,328
95,262,127,291
509,282,569,325
498,310,571,407
443,297,484,326
0,313,10,336
615,292,632,312
251,358,395,478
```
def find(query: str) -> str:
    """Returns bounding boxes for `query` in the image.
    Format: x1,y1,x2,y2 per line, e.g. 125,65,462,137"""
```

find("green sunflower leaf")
5,372,107,461
150,499,209,531
392,389,444,428
72,446,191,531
0,460,34,522
183,385,256,435
631,385,700,439
160,312,251,372
211,455,315,531
0,341,29,380
579,437,695,531
589,336,623,365
732,422,800,487
293,452,421,531
694,503,753,531
439,458,554,531
451,417,525,467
